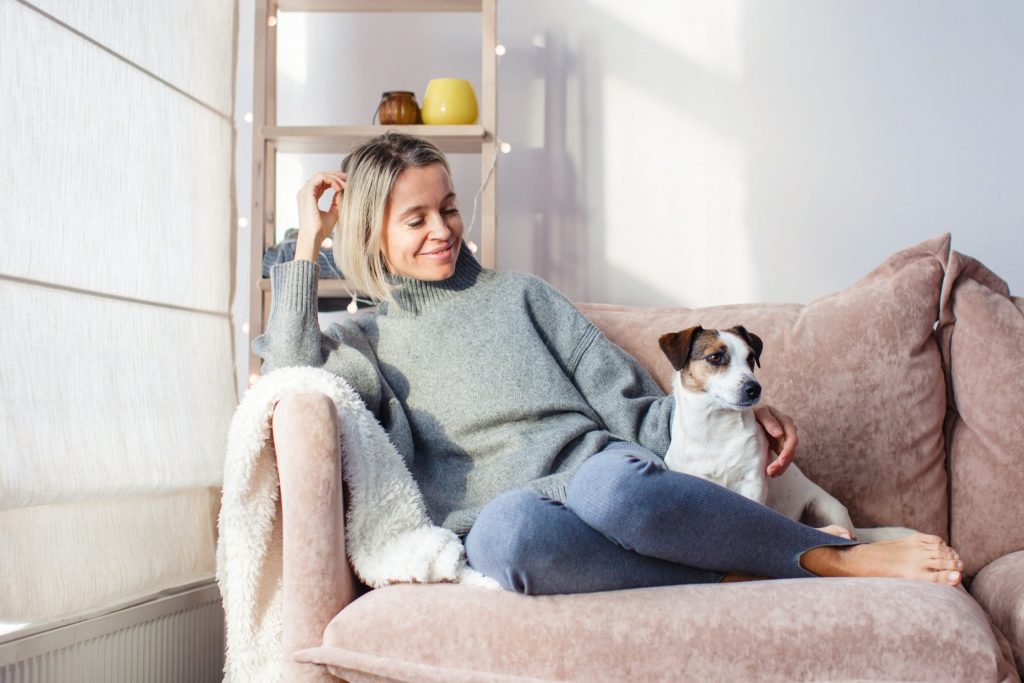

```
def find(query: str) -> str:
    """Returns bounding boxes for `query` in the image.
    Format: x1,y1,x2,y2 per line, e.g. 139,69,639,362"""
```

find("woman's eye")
443,208,460,215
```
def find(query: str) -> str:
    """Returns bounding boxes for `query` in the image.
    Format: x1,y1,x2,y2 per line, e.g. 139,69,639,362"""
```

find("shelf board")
276,0,481,12
258,277,362,298
263,125,488,154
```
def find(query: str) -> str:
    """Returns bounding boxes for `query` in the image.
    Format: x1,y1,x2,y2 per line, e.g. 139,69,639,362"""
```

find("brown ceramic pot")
377,91,421,125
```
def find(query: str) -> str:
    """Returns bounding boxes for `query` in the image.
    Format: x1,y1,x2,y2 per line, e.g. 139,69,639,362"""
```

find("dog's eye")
706,353,724,365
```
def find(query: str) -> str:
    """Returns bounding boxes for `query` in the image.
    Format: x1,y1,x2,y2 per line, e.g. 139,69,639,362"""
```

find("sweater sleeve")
250,259,384,414
572,326,675,457
524,276,675,457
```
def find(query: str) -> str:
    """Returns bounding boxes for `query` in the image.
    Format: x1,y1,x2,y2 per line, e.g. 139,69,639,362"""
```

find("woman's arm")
522,277,674,455
251,259,331,373
251,170,387,413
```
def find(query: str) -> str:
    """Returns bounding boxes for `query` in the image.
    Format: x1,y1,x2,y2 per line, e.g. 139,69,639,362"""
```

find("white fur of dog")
659,326,914,543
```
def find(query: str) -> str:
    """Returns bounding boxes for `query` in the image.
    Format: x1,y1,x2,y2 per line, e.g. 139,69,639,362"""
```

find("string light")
462,138,504,259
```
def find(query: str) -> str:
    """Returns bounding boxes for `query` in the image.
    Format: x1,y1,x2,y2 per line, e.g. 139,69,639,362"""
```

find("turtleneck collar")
379,243,496,317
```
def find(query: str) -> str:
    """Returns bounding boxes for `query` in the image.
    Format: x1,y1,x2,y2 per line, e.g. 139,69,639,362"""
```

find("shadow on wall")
499,0,1023,307
500,0,758,307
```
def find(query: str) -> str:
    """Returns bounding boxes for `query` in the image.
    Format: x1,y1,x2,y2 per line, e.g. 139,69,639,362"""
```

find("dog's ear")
659,326,703,371
727,325,763,368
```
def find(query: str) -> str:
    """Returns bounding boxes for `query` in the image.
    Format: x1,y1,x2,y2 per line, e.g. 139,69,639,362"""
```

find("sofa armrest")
273,391,360,683
971,549,1024,674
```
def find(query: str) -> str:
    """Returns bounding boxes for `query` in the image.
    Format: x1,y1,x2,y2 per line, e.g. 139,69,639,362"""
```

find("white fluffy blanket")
215,366,498,683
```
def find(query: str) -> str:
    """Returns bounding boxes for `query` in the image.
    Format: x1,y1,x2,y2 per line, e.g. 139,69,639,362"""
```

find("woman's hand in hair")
295,171,347,262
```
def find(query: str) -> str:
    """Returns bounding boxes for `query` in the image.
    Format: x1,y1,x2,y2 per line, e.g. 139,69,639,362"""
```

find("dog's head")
658,326,764,410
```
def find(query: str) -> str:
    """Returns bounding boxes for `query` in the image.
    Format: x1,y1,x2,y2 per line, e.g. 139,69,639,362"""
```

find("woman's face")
381,163,464,281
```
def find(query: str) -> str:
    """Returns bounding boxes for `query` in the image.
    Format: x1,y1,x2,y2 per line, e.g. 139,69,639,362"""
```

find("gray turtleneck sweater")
252,248,674,536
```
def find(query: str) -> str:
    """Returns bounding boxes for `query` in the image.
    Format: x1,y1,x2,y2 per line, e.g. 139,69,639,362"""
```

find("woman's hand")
295,171,347,262
754,405,798,477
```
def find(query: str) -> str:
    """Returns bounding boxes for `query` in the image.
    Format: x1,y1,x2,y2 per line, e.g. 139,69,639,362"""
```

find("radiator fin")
0,584,224,683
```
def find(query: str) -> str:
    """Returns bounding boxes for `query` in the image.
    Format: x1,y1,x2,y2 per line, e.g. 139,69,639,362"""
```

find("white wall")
498,0,1023,306
234,0,1023,386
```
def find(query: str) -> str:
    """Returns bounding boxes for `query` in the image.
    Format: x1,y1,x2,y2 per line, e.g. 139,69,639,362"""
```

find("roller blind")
0,0,237,624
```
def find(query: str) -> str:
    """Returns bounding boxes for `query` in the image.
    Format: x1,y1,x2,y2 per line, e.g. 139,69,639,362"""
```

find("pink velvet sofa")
271,236,1023,682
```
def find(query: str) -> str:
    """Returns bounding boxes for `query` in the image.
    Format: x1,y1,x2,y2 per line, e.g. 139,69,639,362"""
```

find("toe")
928,557,960,572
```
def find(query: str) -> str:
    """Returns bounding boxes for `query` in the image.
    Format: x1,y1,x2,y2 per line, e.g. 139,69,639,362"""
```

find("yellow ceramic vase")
421,78,478,125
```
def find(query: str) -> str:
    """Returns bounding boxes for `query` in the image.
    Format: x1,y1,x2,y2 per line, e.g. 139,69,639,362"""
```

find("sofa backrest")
579,235,952,543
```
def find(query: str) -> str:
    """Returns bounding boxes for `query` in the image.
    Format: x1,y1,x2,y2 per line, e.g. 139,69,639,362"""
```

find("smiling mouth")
421,242,455,256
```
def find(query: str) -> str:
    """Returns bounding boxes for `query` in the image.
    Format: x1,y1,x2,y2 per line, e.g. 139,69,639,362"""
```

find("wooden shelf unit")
247,0,498,382
263,125,489,153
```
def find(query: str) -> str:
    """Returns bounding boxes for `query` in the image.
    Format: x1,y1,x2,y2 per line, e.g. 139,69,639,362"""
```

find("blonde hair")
333,131,453,303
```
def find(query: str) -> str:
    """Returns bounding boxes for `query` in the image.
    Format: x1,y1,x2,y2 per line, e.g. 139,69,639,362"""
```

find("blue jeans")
464,442,859,595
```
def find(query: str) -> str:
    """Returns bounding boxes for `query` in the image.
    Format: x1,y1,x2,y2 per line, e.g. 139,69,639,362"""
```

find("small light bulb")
241,322,250,334
500,142,512,154
267,15,277,27
237,217,249,228
495,44,506,56
243,112,253,123
347,300,358,314
322,237,333,249
532,33,546,49
467,240,479,254
248,374,260,386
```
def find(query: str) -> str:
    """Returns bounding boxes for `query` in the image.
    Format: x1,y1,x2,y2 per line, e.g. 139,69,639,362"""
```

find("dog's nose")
743,380,761,401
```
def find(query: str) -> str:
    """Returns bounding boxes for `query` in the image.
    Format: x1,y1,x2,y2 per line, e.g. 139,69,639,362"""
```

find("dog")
658,325,914,542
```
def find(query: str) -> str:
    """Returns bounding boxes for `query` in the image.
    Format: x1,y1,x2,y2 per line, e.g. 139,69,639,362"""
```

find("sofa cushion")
972,549,1024,674
295,580,1018,682
938,251,1024,575
577,235,951,539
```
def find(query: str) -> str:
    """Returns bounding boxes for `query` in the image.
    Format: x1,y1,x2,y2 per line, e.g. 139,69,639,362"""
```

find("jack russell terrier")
658,325,914,543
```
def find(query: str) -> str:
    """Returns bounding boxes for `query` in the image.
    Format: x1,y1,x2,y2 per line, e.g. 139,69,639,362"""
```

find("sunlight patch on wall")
278,12,308,86
601,73,756,307
585,0,742,79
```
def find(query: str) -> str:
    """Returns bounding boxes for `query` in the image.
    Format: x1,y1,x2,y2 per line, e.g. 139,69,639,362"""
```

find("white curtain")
0,0,237,623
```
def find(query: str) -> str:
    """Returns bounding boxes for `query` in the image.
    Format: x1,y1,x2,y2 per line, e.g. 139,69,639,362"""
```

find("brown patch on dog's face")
659,327,732,392
680,331,731,392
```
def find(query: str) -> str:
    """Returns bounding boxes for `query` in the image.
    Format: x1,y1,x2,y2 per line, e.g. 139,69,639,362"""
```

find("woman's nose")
426,214,452,239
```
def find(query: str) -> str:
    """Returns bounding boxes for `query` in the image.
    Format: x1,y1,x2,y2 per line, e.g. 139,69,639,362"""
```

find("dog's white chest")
665,387,769,504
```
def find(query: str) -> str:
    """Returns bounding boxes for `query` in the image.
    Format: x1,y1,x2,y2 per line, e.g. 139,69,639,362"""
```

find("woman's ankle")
799,545,851,577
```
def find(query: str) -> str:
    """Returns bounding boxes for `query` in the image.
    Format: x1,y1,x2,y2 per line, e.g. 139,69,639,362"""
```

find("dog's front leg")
734,471,768,505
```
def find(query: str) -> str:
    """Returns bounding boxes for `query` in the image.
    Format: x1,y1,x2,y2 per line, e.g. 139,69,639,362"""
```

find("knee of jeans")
567,448,663,510
465,490,548,594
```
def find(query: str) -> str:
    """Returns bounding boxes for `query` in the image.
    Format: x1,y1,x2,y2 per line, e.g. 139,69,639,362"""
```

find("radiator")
0,580,224,683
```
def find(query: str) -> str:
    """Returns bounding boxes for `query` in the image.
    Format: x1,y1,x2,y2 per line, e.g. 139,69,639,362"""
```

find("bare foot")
801,532,963,586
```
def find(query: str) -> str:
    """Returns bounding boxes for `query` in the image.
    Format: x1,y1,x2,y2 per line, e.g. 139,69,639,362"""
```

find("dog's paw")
817,524,856,540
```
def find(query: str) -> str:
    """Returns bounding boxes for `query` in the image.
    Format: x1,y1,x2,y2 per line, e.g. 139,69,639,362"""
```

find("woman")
253,131,963,595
